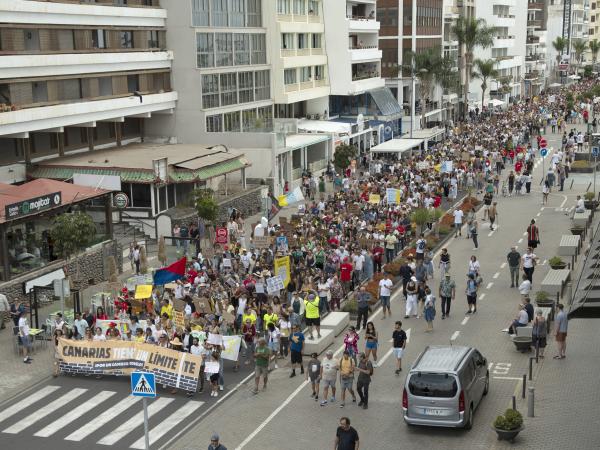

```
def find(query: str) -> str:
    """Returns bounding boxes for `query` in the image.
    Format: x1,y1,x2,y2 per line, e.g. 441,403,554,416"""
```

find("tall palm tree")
572,39,588,73
405,49,443,129
552,36,568,69
451,17,497,119
589,39,600,64
472,59,499,108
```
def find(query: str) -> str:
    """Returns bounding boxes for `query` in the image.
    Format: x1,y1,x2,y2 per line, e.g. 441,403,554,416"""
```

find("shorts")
528,240,538,249
309,375,321,384
467,294,477,305
268,341,279,353
20,335,32,349
393,348,404,359
290,350,303,364
380,296,390,308
209,373,219,383
306,317,320,326
556,332,567,342
341,377,354,390
255,366,269,377
365,341,378,350
322,378,336,388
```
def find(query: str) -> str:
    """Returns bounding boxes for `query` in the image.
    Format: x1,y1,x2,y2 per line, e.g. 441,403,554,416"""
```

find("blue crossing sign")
592,147,599,158
540,148,548,158
131,371,156,398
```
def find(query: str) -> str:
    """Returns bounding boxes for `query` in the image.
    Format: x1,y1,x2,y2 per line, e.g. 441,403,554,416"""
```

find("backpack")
417,239,426,251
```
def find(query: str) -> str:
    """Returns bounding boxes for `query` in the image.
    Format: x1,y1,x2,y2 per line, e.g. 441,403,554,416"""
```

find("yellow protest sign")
368,194,381,204
134,284,153,299
173,310,185,329
274,255,291,287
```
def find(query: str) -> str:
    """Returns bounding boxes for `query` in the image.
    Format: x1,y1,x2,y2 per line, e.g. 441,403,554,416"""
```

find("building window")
197,33,214,68
206,114,223,132
192,0,210,26
220,72,237,106
215,33,233,66
294,0,306,15
284,68,297,85
224,111,241,131
314,65,324,80
257,105,273,128
242,108,257,131
255,70,270,100
308,0,319,15
281,33,294,49
211,0,228,26
131,183,152,208
238,71,254,103
229,0,245,26
277,0,291,15
297,33,308,49
251,34,266,64
92,29,107,49
300,66,312,82
120,31,133,49
311,33,322,49
234,33,250,65
148,30,160,48
247,0,262,26
202,74,220,108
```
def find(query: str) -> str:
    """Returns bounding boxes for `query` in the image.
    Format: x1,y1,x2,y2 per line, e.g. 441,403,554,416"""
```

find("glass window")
284,68,297,85
314,65,324,80
120,31,133,49
308,0,319,15
224,111,241,131
238,71,254,104
247,0,262,27
251,34,266,64
311,33,321,49
255,70,270,100
215,33,233,66
294,0,306,15
257,105,273,129
277,0,291,15
300,66,312,82
131,183,151,208
206,114,222,132
191,0,210,26
242,108,257,131
148,30,160,48
281,33,294,50
220,72,237,106
167,184,176,209
234,33,250,65
229,0,245,26
202,74,220,108
408,373,458,398
211,0,228,26
92,29,107,49
196,33,214,68
297,33,308,49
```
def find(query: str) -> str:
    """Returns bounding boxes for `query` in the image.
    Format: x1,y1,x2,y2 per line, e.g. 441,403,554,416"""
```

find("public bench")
572,210,591,228
540,269,570,298
319,312,350,337
303,328,334,355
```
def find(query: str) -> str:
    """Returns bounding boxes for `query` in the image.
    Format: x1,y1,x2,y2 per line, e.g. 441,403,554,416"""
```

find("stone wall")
0,240,123,303
216,185,264,224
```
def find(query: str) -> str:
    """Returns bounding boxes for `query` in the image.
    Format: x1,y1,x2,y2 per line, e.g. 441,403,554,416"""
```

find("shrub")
401,247,416,258
584,191,595,201
535,291,550,302
493,409,523,431
549,256,565,267
438,224,452,235
383,261,404,276
342,296,358,314
571,160,591,169
426,235,439,248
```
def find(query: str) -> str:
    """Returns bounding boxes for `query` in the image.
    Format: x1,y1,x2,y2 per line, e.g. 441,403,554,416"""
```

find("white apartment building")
525,0,549,96
0,0,177,184
469,0,528,105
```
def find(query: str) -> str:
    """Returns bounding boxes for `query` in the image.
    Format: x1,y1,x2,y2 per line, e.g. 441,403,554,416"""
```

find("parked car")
402,345,489,429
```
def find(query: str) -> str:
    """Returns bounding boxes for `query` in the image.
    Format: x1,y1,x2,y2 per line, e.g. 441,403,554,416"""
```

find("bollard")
512,395,517,411
528,387,535,417
529,358,534,380
522,374,527,399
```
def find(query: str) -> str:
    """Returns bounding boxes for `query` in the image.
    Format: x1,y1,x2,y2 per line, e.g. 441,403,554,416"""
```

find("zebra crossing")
0,385,204,448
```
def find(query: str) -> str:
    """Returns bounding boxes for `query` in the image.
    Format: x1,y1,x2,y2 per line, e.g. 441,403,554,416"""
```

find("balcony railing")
280,48,325,57
528,1,545,10
347,15,376,21
352,72,380,81
527,19,543,28
527,35,540,44
526,54,543,61
496,35,515,39
349,45,379,50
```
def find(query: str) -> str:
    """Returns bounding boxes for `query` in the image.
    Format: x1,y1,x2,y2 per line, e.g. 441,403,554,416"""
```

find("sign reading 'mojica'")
5,192,62,220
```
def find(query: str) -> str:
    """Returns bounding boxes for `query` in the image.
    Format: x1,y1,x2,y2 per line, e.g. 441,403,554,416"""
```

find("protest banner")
253,236,271,249
173,298,187,312
134,285,153,299
266,275,285,295
204,361,220,374
173,310,185,329
221,335,242,361
57,338,202,390
276,236,289,253
215,227,228,244
368,194,381,204
274,256,291,287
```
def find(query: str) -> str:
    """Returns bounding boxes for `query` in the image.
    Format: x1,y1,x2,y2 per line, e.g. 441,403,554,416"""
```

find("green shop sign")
5,192,62,220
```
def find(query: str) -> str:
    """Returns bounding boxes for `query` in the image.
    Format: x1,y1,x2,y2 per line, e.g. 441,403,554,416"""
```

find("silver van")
402,345,489,429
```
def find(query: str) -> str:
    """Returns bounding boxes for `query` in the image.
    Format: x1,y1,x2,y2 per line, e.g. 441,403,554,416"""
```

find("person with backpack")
355,352,374,410
465,273,479,314
415,233,426,261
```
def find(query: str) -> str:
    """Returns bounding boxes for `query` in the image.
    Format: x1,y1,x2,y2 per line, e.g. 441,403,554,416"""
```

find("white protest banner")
266,275,284,295
255,283,265,294
221,335,242,361
204,361,220,374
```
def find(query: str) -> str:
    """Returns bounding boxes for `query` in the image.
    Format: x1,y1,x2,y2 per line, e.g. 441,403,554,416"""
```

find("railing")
296,48,310,56
496,35,515,40
309,159,327,172
291,168,303,180
314,78,328,87
280,48,324,57
284,83,299,93
349,45,379,50
347,15,376,21
527,19,543,28
352,72,380,81
527,36,540,44
299,81,314,90
526,54,542,62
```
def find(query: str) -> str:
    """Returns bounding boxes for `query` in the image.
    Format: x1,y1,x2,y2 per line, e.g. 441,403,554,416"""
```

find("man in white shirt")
73,313,89,339
575,195,585,213
240,249,251,273
453,208,464,237
518,274,532,299
379,273,394,319
18,312,32,363
352,252,365,285
521,248,538,284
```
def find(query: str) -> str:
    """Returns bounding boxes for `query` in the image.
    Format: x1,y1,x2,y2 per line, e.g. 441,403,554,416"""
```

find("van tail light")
402,388,408,409
458,390,465,413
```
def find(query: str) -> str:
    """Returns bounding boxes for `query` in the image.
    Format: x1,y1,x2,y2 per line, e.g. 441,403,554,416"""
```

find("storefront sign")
114,192,129,209
5,192,61,220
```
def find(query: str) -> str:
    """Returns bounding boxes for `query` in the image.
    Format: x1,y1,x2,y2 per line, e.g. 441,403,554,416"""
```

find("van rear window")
408,373,458,398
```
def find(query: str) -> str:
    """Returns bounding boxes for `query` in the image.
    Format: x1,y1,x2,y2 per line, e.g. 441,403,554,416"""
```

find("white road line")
518,238,523,243
488,230,494,237
486,282,493,289
536,212,541,217
3,388,87,434
65,395,142,441
542,259,547,265
130,401,204,449
540,207,545,211
34,391,117,438
461,317,469,326
500,262,507,269
479,293,486,300
493,376,524,381
515,245,519,250
0,385,60,425
493,272,500,279
450,331,460,341
378,347,395,366
522,232,527,236
97,397,174,446
406,328,411,343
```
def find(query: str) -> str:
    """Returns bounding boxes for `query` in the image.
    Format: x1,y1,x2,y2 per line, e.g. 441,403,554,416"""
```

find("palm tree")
590,39,600,64
572,39,588,73
404,49,443,129
552,36,568,71
451,17,497,119
472,59,498,109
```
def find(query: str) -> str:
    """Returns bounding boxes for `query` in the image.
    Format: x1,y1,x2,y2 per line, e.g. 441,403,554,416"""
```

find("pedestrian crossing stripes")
1,386,204,448
555,207,574,212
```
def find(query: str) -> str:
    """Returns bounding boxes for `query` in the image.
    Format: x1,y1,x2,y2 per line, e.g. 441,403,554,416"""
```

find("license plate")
421,408,445,416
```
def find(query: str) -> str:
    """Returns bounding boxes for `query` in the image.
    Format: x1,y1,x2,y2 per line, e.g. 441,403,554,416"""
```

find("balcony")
527,35,540,44
524,71,539,80
284,78,328,93
528,1,545,10
494,35,515,48
527,19,544,28
494,14,516,27
349,46,382,63
525,54,543,62
347,16,380,32
280,48,326,58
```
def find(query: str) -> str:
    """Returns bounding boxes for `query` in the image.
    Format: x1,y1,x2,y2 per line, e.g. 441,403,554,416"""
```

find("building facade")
0,0,177,184
525,0,549,96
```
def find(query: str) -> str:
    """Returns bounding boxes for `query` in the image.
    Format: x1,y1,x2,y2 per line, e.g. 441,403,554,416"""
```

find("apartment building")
525,0,548,96
0,0,177,184
590,1,599,42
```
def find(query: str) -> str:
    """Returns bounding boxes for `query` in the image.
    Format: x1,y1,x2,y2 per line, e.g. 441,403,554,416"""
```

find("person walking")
363,322,378,367
469,217,479,250
208,433,227,450
423,287,436,332
554,303,568,359
320,350,339,406
0,293,9,330
488,202,498,231
438,272,456,319
526,219,540,249
507,247,521,288
339,351,357,408
439,248,450,274
334,417,359,450
392,321,407,374
306,352,321,401
453,207,464,237
532,309,547,358
253,338,270,394
355,352,373,410
355,287,371,331
378,273,393,319
465,273,479,315
522,247,538,284
404,277,418,318
289,325,305,377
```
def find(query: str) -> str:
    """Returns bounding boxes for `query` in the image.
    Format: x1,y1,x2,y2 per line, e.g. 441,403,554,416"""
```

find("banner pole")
143,397,150,450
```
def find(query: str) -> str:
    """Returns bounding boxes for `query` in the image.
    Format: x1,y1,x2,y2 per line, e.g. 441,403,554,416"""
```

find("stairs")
113,221,158,258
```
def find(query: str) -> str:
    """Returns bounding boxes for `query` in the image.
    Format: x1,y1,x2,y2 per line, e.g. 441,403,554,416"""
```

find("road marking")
493,376,523,381
536,212,541,217
450,331,460,341
488,230,494,237
130,400,204,449
518,238,523,243
491,362,512,375
97,397,174,446
34,390,116,437
3,388,87,434
0,385,60,425
493,272,500,279
379,347,395,366
461,317,469,326
486,282,493,289
406,328,411,343
514,245,518,250
542,259,547,265
66,395,142,441
479,293,486,300
523,232,527,236
500,262,506,269
540,207,545,211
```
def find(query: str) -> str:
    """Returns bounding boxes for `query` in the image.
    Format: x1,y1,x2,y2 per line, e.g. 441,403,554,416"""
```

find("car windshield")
408,372,458,398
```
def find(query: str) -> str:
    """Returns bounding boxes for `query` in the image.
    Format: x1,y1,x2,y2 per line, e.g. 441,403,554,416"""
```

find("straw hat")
170,336,183,346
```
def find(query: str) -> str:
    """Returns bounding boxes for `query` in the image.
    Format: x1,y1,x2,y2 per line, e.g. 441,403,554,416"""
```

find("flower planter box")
492,426,524,442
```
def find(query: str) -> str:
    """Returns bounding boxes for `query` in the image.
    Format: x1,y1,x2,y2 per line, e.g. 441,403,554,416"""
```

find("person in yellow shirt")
339,351,357,407
242,306,257,326
263,306,278,333
160,298,173,320
304,293,321,340
134,328,145,343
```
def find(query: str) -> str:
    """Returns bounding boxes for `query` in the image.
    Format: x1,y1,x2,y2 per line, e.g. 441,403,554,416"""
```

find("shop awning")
370,138,424,154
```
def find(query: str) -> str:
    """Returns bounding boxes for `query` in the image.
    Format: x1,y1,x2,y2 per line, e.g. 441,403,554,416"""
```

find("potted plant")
341,296,358,320
534,290,554,309
584,191,598,211
570,225,585,236
492,409,524,442
549,256,567,270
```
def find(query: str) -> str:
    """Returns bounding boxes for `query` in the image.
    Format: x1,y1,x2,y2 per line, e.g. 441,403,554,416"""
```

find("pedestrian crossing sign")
131,371,156,398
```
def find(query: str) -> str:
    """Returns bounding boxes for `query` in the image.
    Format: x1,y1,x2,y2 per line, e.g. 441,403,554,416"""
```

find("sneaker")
274,364,279,369
352,397,356,403
372,361,378,368
339,403,345,408
358,401,364,407
320,400,328,406
252,389,259,395
308,335,314,340
291,372,297,378
441,315,446,320
315,395,318,401
214,391,219,397
363,404,368,410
